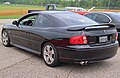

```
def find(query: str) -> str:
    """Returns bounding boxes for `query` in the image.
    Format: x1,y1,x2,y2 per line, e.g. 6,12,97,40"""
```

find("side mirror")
12,21,18,26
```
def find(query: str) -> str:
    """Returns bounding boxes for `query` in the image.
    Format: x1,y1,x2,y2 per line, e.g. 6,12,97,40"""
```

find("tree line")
0,0,120,9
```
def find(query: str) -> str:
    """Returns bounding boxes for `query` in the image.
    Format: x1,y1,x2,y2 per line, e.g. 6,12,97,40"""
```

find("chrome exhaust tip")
80,61,89,65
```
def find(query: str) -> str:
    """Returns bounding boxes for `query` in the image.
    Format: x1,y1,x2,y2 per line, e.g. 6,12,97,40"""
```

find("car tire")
42,42,60,67
2,30,11,47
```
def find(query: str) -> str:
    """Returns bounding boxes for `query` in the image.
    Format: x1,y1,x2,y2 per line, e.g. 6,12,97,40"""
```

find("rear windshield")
111,13,120,22
51,12,98,26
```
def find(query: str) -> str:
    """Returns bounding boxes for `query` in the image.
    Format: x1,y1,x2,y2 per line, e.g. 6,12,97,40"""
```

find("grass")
0,4,45,19
0,15,22,19
0,4,45,10
0,4,64,19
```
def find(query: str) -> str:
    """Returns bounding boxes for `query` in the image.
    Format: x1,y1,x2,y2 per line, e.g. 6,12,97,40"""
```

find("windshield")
52,12,98,26
111,13,120,22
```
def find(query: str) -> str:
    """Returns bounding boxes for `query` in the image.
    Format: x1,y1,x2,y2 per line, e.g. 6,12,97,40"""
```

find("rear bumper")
57,41,119,63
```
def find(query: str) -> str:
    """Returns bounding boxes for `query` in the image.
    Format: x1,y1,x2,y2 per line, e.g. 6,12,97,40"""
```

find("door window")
19,14,38,26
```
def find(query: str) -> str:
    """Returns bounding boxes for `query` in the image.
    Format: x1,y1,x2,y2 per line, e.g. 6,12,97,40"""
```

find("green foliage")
0,4,44,10
0,15,22,19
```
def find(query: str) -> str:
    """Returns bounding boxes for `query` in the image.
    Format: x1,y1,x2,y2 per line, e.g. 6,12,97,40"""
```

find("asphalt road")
0,19,120,78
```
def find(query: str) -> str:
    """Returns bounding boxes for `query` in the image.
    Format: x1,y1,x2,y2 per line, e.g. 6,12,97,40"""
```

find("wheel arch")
40,41,49,57
1,29,11,47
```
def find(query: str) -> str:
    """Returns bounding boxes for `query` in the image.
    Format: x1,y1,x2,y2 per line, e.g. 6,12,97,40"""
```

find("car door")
29,14,53,52
11,14,38,48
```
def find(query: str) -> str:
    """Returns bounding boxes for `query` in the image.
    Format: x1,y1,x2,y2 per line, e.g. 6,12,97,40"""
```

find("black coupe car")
85,12,120,42
1,11,118,67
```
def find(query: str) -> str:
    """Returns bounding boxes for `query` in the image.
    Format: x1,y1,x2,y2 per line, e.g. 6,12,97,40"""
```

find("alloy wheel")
43,45,55,65
2,31,9,46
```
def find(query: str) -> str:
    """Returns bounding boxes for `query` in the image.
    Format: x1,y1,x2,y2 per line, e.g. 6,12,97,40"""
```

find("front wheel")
2,30,11,47
42,43,60,67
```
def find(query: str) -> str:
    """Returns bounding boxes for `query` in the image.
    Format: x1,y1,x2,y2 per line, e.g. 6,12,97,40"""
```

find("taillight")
69,36,88,45
116,32,118,40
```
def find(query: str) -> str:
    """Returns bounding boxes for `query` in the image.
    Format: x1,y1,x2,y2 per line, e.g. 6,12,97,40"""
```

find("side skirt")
12,44,41,55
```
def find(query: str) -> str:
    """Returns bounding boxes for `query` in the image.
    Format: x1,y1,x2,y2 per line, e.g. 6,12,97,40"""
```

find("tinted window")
51,12,98,26
95,14,110,23
19,14,38,26
34,14,52,27
85,13,97,21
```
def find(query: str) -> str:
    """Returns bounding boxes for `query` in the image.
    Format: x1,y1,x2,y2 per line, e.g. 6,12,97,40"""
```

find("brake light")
69,36,88,45
116,32,118,40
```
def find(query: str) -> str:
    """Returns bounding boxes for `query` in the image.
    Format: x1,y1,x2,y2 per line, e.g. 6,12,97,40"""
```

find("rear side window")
85,13,97,21
51,13,98,26
34,14,52,27
95,14,110,23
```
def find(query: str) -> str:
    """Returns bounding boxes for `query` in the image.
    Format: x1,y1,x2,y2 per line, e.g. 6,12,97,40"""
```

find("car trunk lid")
67,24,117,45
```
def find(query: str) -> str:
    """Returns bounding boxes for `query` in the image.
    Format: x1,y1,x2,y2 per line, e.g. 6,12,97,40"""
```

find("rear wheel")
2,30,11,47
42,43,60,67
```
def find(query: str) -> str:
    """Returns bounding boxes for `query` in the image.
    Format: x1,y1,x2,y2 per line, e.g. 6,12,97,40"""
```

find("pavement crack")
66,68,74,78
0,56,34,72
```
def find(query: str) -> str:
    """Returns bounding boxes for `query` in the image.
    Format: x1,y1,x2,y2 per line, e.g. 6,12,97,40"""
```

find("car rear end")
50,12,118,64
57,24,118,64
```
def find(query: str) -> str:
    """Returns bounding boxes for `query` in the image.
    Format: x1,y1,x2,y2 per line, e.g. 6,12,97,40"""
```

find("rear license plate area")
99,36,108,43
